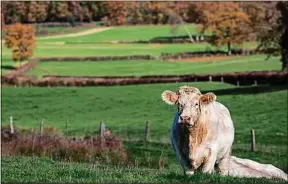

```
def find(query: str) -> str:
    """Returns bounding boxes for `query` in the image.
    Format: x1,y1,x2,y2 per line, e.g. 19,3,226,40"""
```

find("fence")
3,71,287,87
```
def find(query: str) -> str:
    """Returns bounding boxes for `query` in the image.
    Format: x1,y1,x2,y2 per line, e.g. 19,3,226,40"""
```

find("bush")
2,127,128,165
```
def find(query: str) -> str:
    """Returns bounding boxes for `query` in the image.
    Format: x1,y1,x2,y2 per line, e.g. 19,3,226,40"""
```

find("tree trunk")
227,41,231,55
281,52,288,72
281,29,288,72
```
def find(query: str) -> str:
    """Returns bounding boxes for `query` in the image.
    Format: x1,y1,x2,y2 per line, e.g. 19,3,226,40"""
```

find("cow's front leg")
201,145,217,174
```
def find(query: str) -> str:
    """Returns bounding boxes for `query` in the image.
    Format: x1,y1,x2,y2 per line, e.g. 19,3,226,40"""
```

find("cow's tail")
228,156,287,181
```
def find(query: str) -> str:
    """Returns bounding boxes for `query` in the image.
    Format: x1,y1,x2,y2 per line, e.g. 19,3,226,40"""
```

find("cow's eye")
195,103,199,106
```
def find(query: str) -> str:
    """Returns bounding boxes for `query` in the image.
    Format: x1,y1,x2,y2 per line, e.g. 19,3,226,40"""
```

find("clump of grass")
1,126,128,166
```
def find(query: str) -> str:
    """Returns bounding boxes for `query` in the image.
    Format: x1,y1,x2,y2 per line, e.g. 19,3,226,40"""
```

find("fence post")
10,116,14,134
237,81,240,87
65,121,68,135
99,121,105,147
250,129,256,152
254,80,258,86
221,77,224,83
209,76,212,82
40,119,44,136
145,121,150,144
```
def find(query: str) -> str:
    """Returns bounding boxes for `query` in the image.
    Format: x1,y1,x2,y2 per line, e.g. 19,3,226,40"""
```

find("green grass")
2,156,286,183
27,55,281,77
37,24,201,42
36,24,96,36
3,42,238,58
2,83,287,145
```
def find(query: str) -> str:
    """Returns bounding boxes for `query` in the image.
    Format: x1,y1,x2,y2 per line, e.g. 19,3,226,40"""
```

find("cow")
161,85,234,175
161,85,287,180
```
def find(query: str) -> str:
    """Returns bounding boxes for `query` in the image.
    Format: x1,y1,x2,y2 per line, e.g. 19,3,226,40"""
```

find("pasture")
37,24,201,42
27,55,280,77
2,23,287,183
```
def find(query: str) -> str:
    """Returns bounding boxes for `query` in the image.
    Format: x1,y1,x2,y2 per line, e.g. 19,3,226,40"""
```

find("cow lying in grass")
161,85,287,180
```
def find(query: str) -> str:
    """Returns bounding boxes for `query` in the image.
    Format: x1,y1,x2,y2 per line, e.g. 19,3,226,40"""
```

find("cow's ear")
161,90,179,105
200,92,216,105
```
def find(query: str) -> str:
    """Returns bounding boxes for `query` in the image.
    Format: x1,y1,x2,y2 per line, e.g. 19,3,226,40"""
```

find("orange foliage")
4,23,36,63
196,2,252,51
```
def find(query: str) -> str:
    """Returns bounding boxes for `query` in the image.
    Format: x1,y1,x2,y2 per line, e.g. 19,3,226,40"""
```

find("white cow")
161,85,287,180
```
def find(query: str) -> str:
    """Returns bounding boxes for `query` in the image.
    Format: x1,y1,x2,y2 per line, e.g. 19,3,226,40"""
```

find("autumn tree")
4,23,36,66
195,2,252,54
104,2,128,26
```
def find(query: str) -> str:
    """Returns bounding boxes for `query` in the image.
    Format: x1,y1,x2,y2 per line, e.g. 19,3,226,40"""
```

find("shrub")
1,127,128,165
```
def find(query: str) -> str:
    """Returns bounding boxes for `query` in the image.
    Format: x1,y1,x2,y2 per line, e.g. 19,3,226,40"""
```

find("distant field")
37,24,201,42
2,43,225,58
27,55,281,77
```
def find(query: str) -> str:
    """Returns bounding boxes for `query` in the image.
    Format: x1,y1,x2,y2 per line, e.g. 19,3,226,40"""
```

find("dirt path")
38,27,114,40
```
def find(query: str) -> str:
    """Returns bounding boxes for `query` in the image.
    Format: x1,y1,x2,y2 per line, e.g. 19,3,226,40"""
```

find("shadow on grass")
1,65,16,70
202,85,288,96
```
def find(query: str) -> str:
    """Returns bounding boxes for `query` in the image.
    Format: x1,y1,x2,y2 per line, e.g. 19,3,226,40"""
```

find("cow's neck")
181,114,208,153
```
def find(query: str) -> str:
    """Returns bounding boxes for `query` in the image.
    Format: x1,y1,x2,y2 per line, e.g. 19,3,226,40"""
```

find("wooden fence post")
145,121,150,144
254,80,258,86
65,121,68,135
237,81,240,87
99,121,105,147
221,77,224,83
250,129,256,152
209,76,212,82
99,121,105,138
10,116,14,134
40,119,44,136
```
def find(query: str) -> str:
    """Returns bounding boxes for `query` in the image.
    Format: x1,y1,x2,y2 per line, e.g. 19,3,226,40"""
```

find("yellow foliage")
4,23,36,63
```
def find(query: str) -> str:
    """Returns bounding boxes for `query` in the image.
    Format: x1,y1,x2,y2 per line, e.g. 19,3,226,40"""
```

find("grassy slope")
2,83,287,146
27,55,281,77
2,156,285,183
37,24,200,42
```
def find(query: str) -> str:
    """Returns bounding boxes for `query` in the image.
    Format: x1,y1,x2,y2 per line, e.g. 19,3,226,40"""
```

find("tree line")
0,2,279,26
2,1,288,71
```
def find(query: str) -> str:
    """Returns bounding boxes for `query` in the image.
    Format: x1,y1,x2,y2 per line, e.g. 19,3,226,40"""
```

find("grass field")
27,55,281,77
4,42,254,58
37,24,201,42
2,82,287,146
2,156,286,183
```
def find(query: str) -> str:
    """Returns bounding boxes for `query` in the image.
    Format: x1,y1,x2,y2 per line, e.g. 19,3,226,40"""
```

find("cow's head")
161,86,216,126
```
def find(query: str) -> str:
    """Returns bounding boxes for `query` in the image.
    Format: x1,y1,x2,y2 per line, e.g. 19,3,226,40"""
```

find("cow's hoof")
185,170,194,176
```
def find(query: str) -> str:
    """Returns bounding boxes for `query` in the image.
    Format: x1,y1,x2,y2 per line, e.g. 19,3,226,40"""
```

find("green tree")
257,2,288,72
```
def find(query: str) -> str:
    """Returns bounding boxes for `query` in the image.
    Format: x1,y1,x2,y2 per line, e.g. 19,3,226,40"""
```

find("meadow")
27,55,280,77
37,24,201,42
2,24,287,183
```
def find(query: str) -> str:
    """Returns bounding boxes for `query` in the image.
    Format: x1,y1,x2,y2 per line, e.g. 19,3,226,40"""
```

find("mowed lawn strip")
2,156,286,183
27,55,281,77
2,82,287,147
